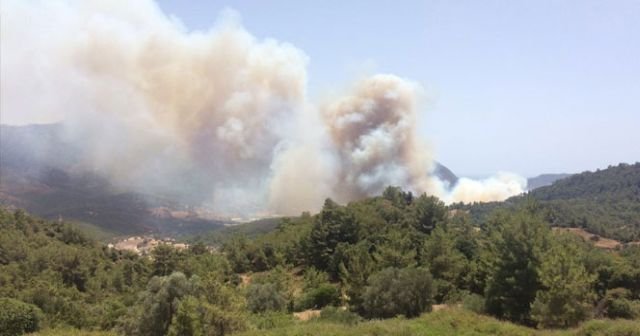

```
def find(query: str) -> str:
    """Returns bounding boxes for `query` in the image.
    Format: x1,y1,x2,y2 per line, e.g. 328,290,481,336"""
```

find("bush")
296,284,341,311
576,319,640,336
0,297,43,336
601,288,640,319
317,306,362,325
361,267,434,318
605,297,640,320
248,312,296,330
246,283,287,313
461,293,486,314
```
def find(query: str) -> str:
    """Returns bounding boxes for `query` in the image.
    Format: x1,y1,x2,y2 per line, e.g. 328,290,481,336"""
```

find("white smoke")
440,173,527,204
0,0,526,216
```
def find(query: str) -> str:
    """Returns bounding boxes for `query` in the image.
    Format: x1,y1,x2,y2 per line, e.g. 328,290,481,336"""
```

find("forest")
2,166,640,335
459,163,640,242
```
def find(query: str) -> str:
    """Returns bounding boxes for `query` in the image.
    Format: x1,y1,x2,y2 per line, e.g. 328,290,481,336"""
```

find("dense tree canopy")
1,166,640,335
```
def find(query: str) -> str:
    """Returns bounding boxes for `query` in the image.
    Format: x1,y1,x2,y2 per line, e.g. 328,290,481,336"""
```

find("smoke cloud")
321,75,436,201
0,0,526,216
441,173,527,204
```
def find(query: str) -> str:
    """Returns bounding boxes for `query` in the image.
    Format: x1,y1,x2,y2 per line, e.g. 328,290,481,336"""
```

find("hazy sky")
154,0,640,177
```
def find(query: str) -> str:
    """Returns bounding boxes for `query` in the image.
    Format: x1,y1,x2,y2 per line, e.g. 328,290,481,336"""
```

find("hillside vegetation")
236,308,640,336
532,163,640,241
3,176,640,335
461,163,640,241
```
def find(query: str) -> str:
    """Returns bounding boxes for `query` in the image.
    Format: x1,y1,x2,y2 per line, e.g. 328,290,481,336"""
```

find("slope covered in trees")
2,182,640,335
530,163,640,241
461,163,640,241
212,187,640,330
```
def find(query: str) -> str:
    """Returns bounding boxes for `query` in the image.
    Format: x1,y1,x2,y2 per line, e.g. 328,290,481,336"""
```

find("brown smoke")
0,0,526,216
321,75,435,201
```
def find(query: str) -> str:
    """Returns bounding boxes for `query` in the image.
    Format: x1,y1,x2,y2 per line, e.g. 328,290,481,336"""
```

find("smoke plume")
322,75,436,201
0,0,526,216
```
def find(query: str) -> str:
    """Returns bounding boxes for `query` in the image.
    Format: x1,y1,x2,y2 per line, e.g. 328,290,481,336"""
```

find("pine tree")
531,234,596,328
421,227,468,302
483,206,550,325
408,194,447,234
308,199,358,275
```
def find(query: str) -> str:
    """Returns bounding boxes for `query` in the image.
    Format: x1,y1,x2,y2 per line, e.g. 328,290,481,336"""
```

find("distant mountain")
527,173,571,190
0,123,225,236
433,162,459,187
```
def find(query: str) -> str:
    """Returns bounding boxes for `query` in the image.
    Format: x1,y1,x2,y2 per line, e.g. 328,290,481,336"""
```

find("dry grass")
294,309,322,321
553,227,622,249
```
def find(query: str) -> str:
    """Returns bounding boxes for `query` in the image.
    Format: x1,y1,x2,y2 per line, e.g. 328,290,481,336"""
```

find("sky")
153,0,640,177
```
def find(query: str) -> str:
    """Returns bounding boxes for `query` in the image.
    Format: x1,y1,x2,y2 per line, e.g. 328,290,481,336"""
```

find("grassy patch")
237,307,640,336
29,329,117,336
67,220,118,241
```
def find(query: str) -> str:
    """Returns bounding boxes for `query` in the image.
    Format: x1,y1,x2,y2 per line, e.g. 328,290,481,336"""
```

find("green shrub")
0,297,43,336
361,267,434,318
461,293,486,314
317,306,362,325
606,298,640,320
246,283,287,313
295,284,341,311
248,312,295,330
601,288,640,319
576,319,640,336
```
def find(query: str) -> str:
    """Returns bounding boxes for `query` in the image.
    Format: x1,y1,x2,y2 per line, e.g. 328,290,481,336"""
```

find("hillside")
0,124,225,235
0,207,151,332
194,217,286,245
2,190,640,335
433,162,459,187
463,163,640,241
531,163,640,241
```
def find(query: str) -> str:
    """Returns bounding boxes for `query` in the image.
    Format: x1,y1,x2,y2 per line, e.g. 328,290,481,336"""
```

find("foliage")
421,227,469,302
461,292,486,314
599,288,640,319
483,206,550,325
316,306,362,325
362,267,434,318
235,306,640,336
463,163,640,241
295,283,341,311
122,272,195,336
0,297,42,336
308,199,359,277
3,168,640,336
531,234,596,328
246,312,296,331
295,268,341,310
246,283,288,313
